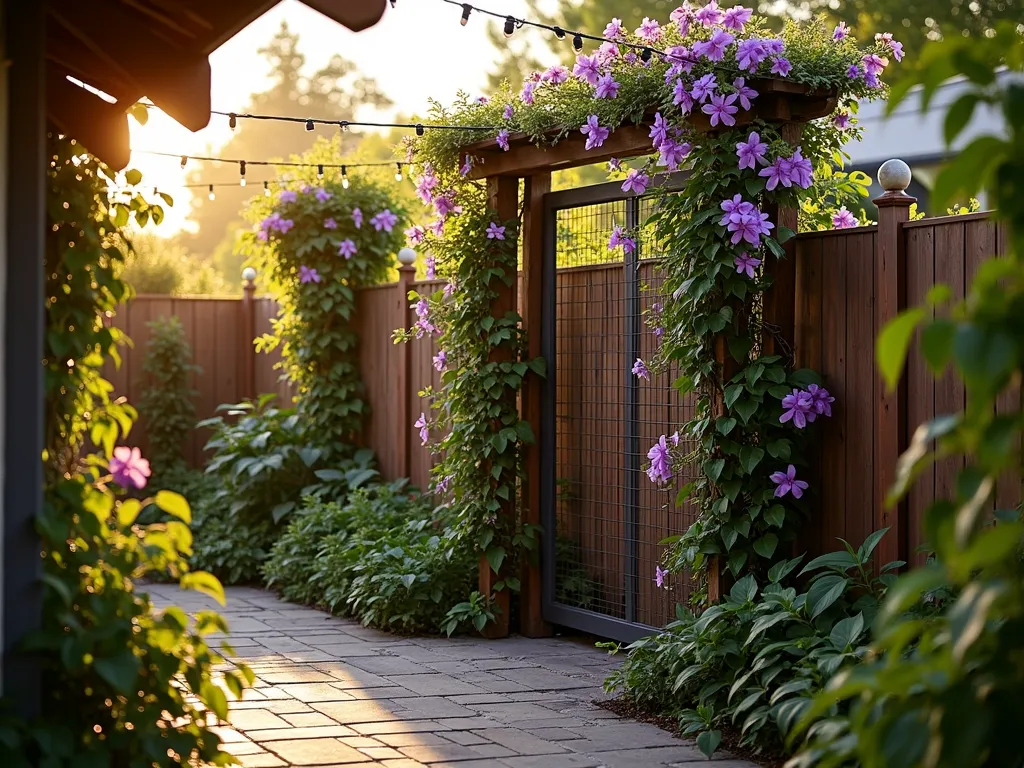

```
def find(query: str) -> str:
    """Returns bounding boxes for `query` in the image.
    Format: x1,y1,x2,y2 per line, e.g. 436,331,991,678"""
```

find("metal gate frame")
539,173,687,643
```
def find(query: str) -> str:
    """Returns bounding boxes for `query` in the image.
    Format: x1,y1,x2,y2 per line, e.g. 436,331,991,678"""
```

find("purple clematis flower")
323,217,338,229
833,111,852,129
415,413,429,445
655,566,669,588
460,155,474,177
425,255,437,280
770,464,808,498
647,435,673,484
736,38,769,72
671,5,694,35
759,155,794,191
876,33,905,62
723,5,753,31
636,16,662,42
338,239,357,259
734,252,761,278
595,73,620,99
609,157,622,172
727,209,774,246
597,42,620,64
736,131,768,170
833,21,849,40
496,129,510,151
621,169,650,195
733,78,758,110
632,358,651,381
658,138,692,170
806,384,835,417
649,112,669,148
435,475,452,494
371,209,398,232
443,282,456,299
415,168,439,204
278,189,297,204
429,218,446,237
789,148,814,189
720,194,755,225
542,65,570,83
520,80,537,105
609,225,637,254
573,54,602,85
109,446,151,489
434,193,462,219
702,92,739,127
604,17,626,40
315,188,332,202
486,222,506,240
780,388,814,428
433,350,447,371
673,79,695,113
299,265,321,284
691,73,718,103
847,63,863,80
581,115,610,150
503,104,514,120
405,225,425,245
863,53,887,76
771,57,792,77
352,208,363,229
695,0,725,26
832,206,858,229
694,29,735,62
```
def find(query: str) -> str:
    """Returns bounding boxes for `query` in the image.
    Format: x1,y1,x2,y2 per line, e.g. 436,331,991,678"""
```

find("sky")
128,0,543,235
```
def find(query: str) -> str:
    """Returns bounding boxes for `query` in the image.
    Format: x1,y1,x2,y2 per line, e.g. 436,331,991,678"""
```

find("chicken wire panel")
552,200,629,621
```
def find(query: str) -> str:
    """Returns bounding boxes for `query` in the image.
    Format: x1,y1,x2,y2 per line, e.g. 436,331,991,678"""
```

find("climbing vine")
412,8,897,592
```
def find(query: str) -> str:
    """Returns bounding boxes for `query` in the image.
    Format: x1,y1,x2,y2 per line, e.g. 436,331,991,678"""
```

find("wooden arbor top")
463,79,837,181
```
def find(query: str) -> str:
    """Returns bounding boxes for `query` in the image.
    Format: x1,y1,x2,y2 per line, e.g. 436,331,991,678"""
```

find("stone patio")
149,584,760,768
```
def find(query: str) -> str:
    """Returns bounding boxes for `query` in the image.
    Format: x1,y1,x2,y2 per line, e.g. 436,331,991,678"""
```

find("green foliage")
607,532,900,760
0,135,245,767
238,145,407,455
791,26,1024,767
139,316,200,473
119,233,229,295
264,483,477,634
194,398,377,582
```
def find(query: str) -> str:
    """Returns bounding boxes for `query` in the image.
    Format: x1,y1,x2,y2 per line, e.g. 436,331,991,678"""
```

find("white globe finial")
241,266,257,282
397,247,417,266
877,159,912,193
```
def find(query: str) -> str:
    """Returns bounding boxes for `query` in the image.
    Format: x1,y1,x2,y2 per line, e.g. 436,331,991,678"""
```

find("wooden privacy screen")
795,212,1016,566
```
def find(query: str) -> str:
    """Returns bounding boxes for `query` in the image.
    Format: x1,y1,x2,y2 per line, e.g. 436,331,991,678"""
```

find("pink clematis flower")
572,54,602,85
733,78,758,110
405,225,426,245
496,129,510,151
433,350,447,371
323,217,338,230
833,21,849,40
736,38,769,72
609,225,637,254
415,413,429,445
595,73,620,99
604,17,626,40
694,29,735,62
695,0,725,26
832,206,858,229
723,5,752,31
542,65,570,83
636,17,662,42
647,436,673,484
109,446,151,489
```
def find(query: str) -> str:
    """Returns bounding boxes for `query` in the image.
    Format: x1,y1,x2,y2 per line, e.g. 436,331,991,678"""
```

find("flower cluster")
779,384,835,428
719,194,774,246
108,445,151,489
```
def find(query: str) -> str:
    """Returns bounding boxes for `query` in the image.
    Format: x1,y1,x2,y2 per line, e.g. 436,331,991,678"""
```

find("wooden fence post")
396,261,416,480
873,159,916,567
520,172,553,638
480,175,519,639
240,272,257,401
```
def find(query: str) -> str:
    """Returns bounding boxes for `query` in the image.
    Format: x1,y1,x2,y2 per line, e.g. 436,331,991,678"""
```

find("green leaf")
271,501,296,523
808,576,849,618
740,446,764,474
931,135,1007,211
117,499,141,527
124,168,143,186
943,93,980,145
949,581,1004,662
730,574,758,603
201,681,229,721
400,574,416,588
154,490,191,524
753,534,778,559
829,613,865,649
921,319,955,374
696,730,722,758
876,308,925,391
94,650,138,694
485,546,506,575
858,528,889,561
704,458,725,483
181,571,227,606
734,397,759,424
716,417,737,435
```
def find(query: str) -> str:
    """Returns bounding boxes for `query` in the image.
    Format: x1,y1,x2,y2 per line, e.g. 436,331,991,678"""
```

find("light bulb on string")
460,4,472,25
552,25,565,39
415,124,425,137
317,164,324,179
263,180,270,197
228,113,237,129
503,15,516,37
180,155,188,169
389,0,396,6
395,163,403,181
305,118,314,131
208,184,215,201
572,33,584,52
239,160,246,187
342,166,349,189
641,47,653,63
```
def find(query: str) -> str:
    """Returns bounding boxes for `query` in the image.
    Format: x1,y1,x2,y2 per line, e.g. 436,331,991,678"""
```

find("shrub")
139,315,199,474
606,531,899,760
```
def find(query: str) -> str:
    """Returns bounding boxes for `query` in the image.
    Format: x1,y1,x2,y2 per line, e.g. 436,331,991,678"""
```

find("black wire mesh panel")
546,182,698,639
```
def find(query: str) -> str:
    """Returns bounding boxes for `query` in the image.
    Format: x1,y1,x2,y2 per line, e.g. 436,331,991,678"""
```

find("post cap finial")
877,159,912,193
397,247,417,266
242,266,257,282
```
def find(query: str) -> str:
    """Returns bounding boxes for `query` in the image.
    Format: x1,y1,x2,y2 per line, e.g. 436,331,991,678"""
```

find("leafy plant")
607,531,899,759
443,591,499,636
791,24,1024,768
139,315,199,473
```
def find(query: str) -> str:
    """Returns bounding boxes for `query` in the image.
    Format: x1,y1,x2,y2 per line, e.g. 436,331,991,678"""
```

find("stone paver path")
150,584,760,768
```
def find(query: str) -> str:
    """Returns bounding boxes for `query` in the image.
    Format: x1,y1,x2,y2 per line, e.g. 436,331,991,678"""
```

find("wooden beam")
519,172,552,638
465,82,837,180
479,175,519,639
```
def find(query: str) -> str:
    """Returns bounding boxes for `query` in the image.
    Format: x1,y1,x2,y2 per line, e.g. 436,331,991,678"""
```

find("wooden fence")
104,208,1015,573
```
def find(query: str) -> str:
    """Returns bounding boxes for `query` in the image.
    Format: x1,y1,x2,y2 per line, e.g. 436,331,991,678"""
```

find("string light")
208,185,215,201
342,166,350,189
229,113,237,129
503,15,516,37
460,3,472,25
263,180,270,197
317,163,324,179
572,33,584,52
395,163,403,181
134,149,408,173
305,119,314,131
180,155,187,169
415,124,425,137
552,25,565,39
239,160,246,186
641,47,653,63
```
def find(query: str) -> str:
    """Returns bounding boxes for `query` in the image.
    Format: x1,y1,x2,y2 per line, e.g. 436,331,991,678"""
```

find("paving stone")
316,664,394,689
237,753,288,767
522,727,584,741
210,727,249,743
352,720,452,736
222,740,267,755
386,645,457,663
264,737,371,765
471,727,570,756
249,686,305,701
283,650,344,663
392,697,477,720
346,656,426,675
377,733,453,748
248,725,357,741
231,700,315,715
359,746,405,760
495,668,596,690
306,642,386,657
513,717,591,730
469,702,564,722
276,683,358,702
444,693,510,705
423,661,477,675
385,674,485,696
400,743,502,763
441,731,492,746
468,743,517,759
227,709,291,731
311,699,399,724
470,658,539,672
432,717,498,731
347,686,419,700
282,712,340,728
378,760,429,768
591,746,710,767
501,754,604,768
337,736,386,749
